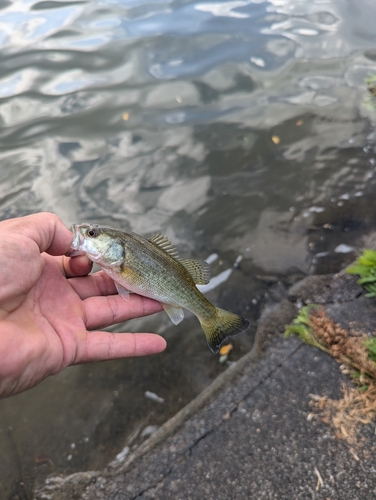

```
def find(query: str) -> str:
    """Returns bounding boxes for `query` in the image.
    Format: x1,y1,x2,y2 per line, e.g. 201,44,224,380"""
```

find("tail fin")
200,308,250,354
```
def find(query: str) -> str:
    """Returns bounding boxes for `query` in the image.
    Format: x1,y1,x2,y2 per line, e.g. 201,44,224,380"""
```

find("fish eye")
87,228,99,238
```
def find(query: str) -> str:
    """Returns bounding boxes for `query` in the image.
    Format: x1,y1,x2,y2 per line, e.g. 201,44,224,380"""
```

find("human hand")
0,212,166,398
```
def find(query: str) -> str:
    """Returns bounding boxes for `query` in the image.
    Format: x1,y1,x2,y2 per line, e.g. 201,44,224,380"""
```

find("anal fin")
163,304,184,325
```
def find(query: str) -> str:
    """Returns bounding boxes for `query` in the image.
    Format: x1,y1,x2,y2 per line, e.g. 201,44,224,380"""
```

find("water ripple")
0,68,38,97
0,3,83,52
195,1,252,19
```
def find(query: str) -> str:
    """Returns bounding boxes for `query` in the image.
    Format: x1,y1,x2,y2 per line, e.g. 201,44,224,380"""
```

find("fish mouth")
65,224,86,257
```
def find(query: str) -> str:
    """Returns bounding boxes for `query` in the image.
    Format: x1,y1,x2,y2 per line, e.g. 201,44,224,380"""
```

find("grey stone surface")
35,272,376,500
136,345,374,500
289,272,362,304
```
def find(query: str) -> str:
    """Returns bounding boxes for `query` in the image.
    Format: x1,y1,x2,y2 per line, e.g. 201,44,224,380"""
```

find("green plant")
284,304,327,350
347,249,376,297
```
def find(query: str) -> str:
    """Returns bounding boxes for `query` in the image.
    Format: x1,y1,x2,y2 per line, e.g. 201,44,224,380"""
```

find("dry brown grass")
310,383,376,445
306,310,376,446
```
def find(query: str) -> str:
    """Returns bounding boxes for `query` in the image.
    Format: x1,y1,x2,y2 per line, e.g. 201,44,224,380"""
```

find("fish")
67,223,250,353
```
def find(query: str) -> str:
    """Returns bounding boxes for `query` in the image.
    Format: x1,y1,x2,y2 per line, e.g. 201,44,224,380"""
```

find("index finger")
62,255,93,278
68,270,118,299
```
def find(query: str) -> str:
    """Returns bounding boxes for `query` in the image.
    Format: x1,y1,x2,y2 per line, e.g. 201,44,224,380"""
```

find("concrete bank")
36,272,376,500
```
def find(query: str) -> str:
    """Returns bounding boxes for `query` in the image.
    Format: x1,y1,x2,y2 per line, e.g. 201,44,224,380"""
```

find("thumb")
9,212,73,256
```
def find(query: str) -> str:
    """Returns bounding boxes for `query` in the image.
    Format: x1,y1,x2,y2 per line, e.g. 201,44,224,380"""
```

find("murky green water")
1,0,376,497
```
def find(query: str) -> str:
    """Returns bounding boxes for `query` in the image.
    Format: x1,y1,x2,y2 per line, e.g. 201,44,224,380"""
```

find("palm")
0,215,165,398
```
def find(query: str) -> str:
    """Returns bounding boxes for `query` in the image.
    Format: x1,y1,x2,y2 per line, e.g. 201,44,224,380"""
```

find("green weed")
347,249,376,297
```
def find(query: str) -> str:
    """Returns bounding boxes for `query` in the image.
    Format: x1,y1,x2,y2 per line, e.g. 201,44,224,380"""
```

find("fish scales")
118,231,216,318
67,223,250,353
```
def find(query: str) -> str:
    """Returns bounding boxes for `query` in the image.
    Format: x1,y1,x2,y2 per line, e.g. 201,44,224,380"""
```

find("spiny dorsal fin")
149,233,211,285
180,259,211,285
149,232,179,259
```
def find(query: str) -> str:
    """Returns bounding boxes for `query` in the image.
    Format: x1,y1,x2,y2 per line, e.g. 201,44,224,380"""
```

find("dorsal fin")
180,259,211,285
149,232,179,259
149,232,212,285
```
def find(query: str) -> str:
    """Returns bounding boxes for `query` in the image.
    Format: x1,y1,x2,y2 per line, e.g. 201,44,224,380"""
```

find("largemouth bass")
68,223,250,353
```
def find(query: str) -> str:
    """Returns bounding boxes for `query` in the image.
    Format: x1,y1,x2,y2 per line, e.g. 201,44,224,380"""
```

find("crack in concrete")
131,427,216,500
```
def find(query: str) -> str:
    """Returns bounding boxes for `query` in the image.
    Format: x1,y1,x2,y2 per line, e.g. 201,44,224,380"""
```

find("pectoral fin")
162,304,184,325
115,282,131,301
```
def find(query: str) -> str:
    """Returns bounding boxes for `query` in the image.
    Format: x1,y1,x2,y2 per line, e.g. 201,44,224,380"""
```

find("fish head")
67,223,124,268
